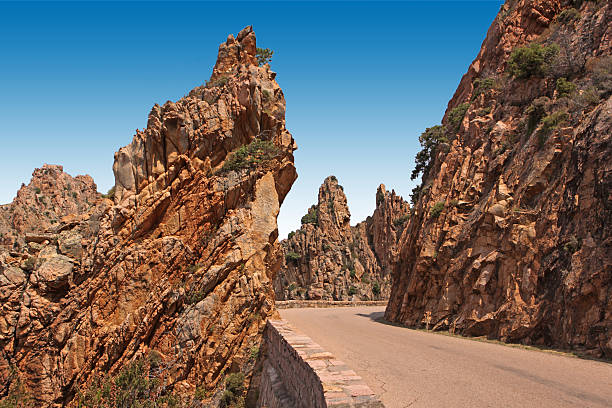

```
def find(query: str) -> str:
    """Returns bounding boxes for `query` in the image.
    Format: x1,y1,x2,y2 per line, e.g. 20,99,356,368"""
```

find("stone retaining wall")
257,319,384,408
276,300,387,309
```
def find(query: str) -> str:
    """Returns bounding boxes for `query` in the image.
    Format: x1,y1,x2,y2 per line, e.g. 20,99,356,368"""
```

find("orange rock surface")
0,26,296,405
275,176,409,300
386,0,612,357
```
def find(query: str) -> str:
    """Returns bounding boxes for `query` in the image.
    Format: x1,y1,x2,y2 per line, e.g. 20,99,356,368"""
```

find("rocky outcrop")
386,0,612,357
275,176,409,301
0,26,297,406
0,164,100,250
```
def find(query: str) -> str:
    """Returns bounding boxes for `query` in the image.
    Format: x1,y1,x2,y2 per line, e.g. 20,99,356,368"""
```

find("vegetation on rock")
537,110,569,147
556,77,576,98
447,102,469,133
300,205,318,225
285,251,301,263
393,214,410,226
471,77,497,100
507,43,559,79
429,201,445,219
77,356,181,408
220,139,280,173
102,186,115,200
220,373,245,408
256,48,273,66
411,125,448,181
556,8,580,24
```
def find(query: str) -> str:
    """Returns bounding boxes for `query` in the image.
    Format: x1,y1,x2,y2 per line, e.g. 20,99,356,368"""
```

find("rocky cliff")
0,164,101,250
386,0,611,357
275,176,409,301
0,26,297,406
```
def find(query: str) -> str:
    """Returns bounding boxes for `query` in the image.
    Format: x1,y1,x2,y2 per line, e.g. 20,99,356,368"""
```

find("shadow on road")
356,311,385,321
355,312,612,365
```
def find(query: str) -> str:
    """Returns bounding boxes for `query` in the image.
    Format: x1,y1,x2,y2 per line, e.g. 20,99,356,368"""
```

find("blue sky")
0,1,501,238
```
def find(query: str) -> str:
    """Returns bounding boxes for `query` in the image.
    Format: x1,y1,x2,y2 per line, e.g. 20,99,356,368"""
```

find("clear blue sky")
0,1,501,238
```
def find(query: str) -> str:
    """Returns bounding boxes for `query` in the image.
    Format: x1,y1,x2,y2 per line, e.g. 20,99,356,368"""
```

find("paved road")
280,306,612,408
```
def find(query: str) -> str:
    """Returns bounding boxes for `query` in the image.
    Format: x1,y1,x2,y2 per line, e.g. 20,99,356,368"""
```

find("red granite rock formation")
386,0,612,357
0,26,297,406
275,177,410,301
0,164,100,249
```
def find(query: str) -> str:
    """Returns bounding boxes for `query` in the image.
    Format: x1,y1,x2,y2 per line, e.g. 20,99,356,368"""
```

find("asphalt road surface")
280,306,612,408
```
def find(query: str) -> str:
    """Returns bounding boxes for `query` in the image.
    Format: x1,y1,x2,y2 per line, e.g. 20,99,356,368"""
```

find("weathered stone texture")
386,0,612,357
0,26,297,405
258,320,384,408
0,164,100,250
275,177,409,301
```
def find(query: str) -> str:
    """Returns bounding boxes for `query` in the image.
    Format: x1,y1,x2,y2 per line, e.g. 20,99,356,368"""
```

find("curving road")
280,306,612,408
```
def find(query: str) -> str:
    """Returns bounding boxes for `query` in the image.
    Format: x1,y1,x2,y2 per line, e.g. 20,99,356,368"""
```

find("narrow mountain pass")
280,306,612,408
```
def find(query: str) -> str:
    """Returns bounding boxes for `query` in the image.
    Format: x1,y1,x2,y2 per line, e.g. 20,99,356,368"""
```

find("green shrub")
285,251,301,263
188,264,202,273
372,282,381,296
525,97,549,136
429,201,445,219
411,125,447,181
557,8,580,24
301,206,318,225
477,106,493,116
537,110,569,147
393,214,410,226
410,185,422,205
77,356,180,408
447,103,469,133
23,257,35,271
574,87,600,107
194,384,208,401
256,48,273,66
261,89,272,102
33,187,41,194
102,186,115,200
287,231,296,240
349,268,356,279
563,235,581,253
186,287,206,305
472,77,496,100
288,283,297,292
507,43,559,79
556,77,576,98
220,373,245,408
206,76,229,88
220,139,280,173
348,286,358,296
250,346,260,361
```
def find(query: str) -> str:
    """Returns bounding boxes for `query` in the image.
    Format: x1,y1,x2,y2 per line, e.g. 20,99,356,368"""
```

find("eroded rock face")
275,177,409,300
0,164,100,250
0,26,297,405
386,0,612,357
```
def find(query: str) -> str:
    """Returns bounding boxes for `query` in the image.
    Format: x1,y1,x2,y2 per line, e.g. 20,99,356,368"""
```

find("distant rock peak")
275,176,409,301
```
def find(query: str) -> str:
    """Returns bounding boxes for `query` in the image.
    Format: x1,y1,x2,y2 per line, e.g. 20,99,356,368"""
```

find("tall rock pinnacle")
0,26,297,405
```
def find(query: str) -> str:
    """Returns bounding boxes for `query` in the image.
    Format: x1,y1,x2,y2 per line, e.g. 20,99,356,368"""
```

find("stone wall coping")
267,319,385,407
276,300,387,309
